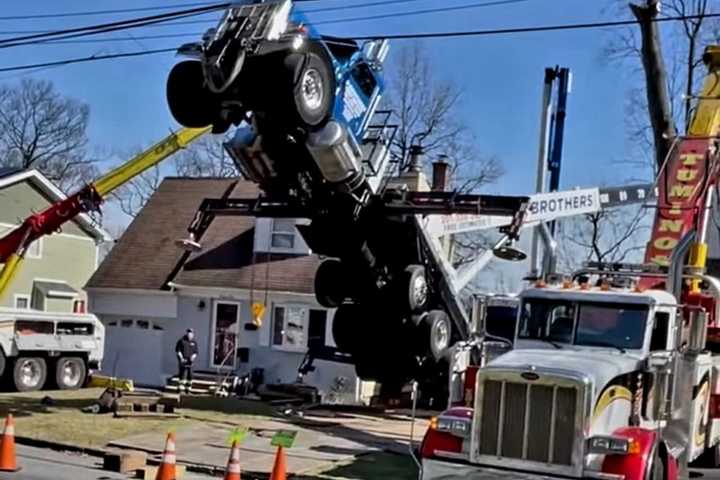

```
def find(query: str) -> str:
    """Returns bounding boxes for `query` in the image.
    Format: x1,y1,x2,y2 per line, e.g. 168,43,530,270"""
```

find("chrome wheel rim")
301,68,324,111
412,275,428,307
20,360,41,387
433,320,450,351
61,361,81,386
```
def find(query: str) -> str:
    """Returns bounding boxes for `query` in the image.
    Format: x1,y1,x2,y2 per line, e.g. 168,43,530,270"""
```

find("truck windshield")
518,298,648,350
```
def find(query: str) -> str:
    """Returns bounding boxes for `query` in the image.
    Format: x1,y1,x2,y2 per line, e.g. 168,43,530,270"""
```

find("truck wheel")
315,260,345,308
167,60,221,128
332,305,360,353
55,357,87,390
283,50,335,128
403,265,428,313
13,357,47,392
424,310,452,361
0,350,6,379
647,446,665,480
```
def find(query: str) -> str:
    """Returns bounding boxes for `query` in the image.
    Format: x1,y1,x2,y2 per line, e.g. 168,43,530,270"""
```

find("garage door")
102,318,165,387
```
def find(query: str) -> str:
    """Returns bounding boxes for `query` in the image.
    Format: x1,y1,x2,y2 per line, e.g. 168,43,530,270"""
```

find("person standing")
175,328,198,394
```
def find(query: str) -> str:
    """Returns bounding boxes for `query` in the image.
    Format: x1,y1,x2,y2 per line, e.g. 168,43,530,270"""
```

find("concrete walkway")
108,409,428,476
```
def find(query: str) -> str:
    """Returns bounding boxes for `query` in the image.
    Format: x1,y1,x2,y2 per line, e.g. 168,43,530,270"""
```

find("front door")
211,301,241,369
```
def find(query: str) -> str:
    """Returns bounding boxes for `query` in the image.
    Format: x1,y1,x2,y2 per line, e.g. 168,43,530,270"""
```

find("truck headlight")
435,416,471,439
587,436,639,455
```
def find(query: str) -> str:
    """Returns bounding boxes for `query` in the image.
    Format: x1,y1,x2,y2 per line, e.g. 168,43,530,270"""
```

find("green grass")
0,388,278,449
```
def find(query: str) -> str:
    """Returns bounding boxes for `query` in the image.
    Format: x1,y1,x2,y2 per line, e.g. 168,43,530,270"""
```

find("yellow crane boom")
0,126,211,300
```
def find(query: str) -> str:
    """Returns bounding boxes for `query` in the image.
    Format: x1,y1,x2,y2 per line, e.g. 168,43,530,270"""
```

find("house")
0,167,110,312
86,178,359,399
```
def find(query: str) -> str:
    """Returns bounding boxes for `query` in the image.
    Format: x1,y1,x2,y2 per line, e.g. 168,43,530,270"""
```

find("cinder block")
139,465,186,479
103,450,147,473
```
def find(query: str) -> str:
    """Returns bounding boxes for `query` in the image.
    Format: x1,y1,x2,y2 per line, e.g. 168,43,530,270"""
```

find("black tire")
281,50,335,128
13,357,47,392
332,304,359,353
315,260,346,308
55,357,87,390
166,60,221,128
424,310,452,361
403,265,428,314
0,349,7,379
647,446,665,480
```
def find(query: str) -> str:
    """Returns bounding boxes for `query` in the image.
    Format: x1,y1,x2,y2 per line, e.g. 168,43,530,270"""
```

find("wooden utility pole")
630,0,678,172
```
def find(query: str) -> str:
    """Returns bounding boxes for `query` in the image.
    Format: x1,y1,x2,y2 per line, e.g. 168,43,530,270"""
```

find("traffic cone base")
269,446,287,480
0,414,20,472
155,432,177,480
223,440,241,480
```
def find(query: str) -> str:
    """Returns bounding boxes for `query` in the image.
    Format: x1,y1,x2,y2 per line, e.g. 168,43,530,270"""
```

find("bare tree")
0,79,93,192
555,1,720,274
174,135,239,178
605,0,720,172
112,164,162,218
112,135,239,218
558,206,651,272
386,43,504,191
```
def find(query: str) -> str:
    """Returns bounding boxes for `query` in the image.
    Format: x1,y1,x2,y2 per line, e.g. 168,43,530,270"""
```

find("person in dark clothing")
175,328,198,394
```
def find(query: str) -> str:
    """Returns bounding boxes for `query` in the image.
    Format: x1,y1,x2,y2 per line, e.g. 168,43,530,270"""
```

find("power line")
0,0,429,36
352,11,720,39
0,2,220,20
0,3,229,49
313,0,532,26
0,0,323,21
2,0,533,46
1,11,719,72
0,48,177,73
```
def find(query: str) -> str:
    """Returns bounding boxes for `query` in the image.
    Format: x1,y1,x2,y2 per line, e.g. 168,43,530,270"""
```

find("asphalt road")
0,445,214,480
3,445,720,480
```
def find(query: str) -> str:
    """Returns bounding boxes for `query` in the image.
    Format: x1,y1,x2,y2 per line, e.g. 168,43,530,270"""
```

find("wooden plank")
103,450,147,473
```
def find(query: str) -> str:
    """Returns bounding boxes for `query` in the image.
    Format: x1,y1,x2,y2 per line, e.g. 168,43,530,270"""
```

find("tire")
647,446,665,480
403,265,428,314
332,304,360,353
281,50,335,128
424,310,452,361
0,349,6,379
166,60,221,128
315,260,346,308
55,357,87,390
13,357,47,392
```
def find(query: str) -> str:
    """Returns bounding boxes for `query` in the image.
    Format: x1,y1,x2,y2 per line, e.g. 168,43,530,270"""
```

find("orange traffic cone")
0,414,19,472
223,440,241,480
269,446,287,480
155,432,177,480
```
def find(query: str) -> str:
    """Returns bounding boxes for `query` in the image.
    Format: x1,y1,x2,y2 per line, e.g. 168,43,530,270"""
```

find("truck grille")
477,379,578,465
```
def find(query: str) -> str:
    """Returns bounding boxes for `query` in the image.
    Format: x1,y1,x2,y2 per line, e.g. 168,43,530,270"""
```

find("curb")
15,436,108,458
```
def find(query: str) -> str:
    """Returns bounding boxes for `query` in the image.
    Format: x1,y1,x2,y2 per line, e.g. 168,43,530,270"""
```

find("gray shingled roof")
86,178,319,294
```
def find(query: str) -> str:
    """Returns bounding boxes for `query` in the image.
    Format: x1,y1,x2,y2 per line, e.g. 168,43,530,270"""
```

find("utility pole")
528,66,571,280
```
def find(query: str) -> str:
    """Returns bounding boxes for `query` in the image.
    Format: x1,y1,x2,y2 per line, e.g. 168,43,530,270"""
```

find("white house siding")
88,287,360,396
175,287,359,399
88,290,178,386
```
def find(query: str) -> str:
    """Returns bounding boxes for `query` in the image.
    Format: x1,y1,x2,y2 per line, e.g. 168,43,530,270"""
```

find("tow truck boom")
0,127,210,299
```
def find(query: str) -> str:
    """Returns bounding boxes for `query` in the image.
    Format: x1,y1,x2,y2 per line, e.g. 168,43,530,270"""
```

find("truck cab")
422,276,720,480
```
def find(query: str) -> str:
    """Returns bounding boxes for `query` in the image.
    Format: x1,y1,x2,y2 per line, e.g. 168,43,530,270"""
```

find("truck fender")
601,427,659,480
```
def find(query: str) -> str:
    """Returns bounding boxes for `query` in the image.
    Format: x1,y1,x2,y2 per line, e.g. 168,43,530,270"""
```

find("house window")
271,219,296,250
14,295,29,310
272,305,328,350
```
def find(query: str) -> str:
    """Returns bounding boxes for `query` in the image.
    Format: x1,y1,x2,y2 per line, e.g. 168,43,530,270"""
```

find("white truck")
0,308,104,391
421,262,720,480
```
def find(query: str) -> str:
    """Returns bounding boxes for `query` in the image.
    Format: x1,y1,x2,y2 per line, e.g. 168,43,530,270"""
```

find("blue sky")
0,0,640,227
